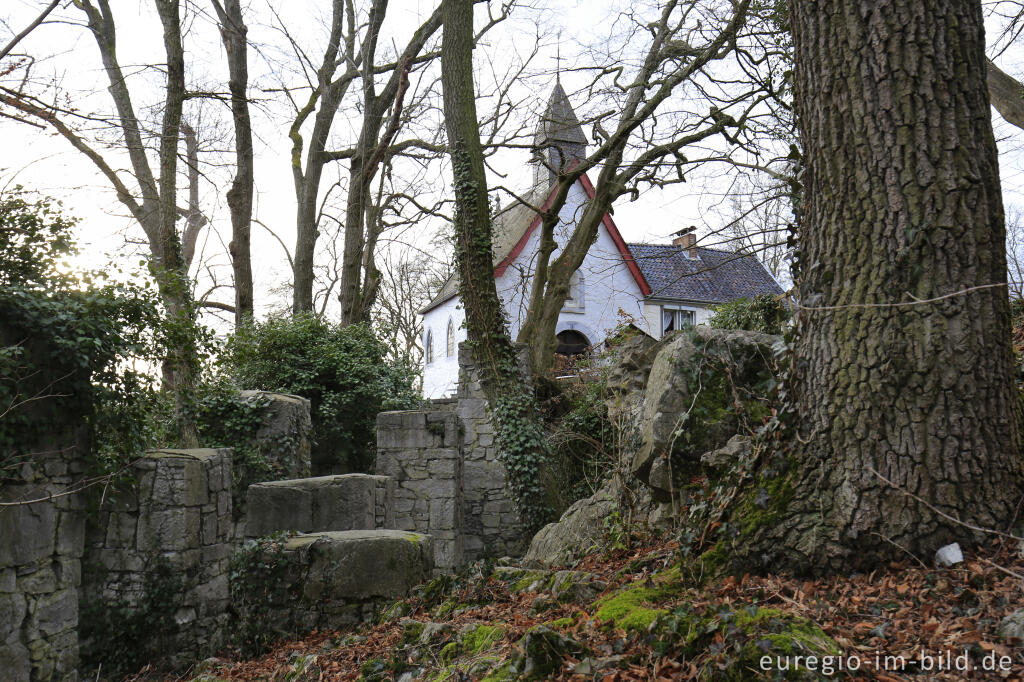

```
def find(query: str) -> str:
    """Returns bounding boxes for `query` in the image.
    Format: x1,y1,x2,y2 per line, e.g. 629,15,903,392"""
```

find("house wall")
495,180,649,347
421,297,466,399
642,300,716,340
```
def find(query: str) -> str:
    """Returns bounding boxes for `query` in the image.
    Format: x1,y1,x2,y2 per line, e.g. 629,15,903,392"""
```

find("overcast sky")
3,0,1024,321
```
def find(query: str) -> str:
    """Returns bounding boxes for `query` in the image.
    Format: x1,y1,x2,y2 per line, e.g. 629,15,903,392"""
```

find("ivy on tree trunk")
440,0,552,532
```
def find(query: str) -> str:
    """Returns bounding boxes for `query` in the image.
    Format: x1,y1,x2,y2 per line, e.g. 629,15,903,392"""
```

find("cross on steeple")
555,32,563,84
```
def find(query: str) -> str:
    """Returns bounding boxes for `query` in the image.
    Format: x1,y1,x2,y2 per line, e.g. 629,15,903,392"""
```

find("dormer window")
662,306,695,334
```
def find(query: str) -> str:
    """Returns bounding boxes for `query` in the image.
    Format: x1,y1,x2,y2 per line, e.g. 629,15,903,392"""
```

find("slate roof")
420,185,548,313
627,243,783,304
534,81,587,147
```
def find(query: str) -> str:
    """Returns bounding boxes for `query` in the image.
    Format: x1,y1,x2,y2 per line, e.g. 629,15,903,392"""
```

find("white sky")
3,0,1024,323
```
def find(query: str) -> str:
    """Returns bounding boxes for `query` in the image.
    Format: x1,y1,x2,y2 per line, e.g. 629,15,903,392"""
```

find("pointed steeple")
533,82,587,188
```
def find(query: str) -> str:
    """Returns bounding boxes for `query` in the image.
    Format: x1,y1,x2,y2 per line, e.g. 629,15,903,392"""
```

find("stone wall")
239,391,312,482
0,446,86,682
376,411,463,573
81,449,234,670
235,530,433,633
375,343,528,570
456,345,527,562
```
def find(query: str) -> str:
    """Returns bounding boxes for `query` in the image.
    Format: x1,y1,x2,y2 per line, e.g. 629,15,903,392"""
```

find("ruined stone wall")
456,345,527,562
0,445,86,682
375,344,528,570
81,449,234,670
375,411,463,573
235,530,433,634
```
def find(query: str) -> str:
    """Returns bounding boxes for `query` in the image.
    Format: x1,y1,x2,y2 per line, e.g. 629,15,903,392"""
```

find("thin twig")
869,468,1024,542
796,283,1007,312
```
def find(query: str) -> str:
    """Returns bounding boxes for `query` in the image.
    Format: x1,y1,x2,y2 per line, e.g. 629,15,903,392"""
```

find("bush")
542,378,618,515
708,294,789,335
0,190,162,474
222,315,421,473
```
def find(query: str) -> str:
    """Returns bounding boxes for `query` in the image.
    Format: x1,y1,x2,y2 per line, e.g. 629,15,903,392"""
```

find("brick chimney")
672,231,698,258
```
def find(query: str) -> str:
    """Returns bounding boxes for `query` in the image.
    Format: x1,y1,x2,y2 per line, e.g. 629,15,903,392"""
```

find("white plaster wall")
643,300,716,339
422,296,466,399
494,179,650,347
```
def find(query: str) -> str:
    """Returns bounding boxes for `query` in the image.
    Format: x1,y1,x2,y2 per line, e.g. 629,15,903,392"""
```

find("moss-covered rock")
507,626,588,680
594,585,671,632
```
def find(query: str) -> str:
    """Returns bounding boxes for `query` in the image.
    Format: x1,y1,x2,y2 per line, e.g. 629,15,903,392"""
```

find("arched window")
425,329,434,364
555,329,591,356
564,271,584,311
446,319,455,357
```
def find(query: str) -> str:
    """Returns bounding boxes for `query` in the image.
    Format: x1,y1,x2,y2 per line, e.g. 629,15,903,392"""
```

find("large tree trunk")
737,0,1023,574
154,0,200,447
213,0,255,325
441,0,552,532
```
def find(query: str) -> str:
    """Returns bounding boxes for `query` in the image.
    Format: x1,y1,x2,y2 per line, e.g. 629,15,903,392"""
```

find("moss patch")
594,586,671,632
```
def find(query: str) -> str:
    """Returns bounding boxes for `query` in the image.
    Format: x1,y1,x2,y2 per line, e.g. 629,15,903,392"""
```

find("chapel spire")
532,81,587,188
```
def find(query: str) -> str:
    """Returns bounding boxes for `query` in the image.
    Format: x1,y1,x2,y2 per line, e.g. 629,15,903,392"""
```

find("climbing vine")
448,139,555,532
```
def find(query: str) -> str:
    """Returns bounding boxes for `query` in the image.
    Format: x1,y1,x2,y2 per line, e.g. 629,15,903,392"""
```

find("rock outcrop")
629,327,779,500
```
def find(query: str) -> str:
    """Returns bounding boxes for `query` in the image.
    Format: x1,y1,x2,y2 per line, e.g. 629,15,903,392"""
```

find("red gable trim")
492,172,653,297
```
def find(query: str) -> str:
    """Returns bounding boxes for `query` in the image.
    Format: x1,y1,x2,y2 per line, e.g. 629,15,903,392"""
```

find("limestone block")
310,475,377,531
104,511,137,549
0,592,26,642
246,474,391,537
245,482,313,536
463,461,506,494
137,508,192,552
283,530,433,600
30,589,77,637
0,486,55,569
0,642,30,682
240,391,313,479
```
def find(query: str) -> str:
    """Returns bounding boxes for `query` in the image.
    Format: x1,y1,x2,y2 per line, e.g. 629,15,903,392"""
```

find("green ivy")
222,315,420,474
228,533,300,657
708,294,790,335
80,557,183,678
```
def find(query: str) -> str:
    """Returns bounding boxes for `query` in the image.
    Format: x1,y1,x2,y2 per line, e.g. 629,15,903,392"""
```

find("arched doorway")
555,329,591,357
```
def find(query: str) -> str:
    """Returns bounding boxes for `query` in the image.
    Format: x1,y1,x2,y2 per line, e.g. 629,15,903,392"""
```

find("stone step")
245,474,394,538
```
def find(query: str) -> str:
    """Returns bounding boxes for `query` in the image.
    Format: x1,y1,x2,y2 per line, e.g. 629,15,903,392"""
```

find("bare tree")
0,0,201,443
211,0,254,325
506,0,795,375
1007,204,1024,300
278,0,445,316
0,0,59,62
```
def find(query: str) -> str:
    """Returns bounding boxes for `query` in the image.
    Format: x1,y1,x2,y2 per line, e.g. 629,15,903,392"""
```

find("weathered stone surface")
244,482,313,536
0,488,55,569
700,434,752,474
0,641,30,681
629,327,778,499
245,474,392,538
239,391,312,480
284,530,433,601
604,332,669,429
522,482,619,568
80,448,234,673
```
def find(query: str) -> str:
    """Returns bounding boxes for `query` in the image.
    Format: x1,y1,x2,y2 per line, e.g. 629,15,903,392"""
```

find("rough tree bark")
735,0,1024,574
441,0,552,531
212,0,254,325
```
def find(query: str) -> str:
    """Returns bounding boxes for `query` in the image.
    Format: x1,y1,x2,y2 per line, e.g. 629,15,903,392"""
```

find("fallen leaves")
132,536,1024,681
